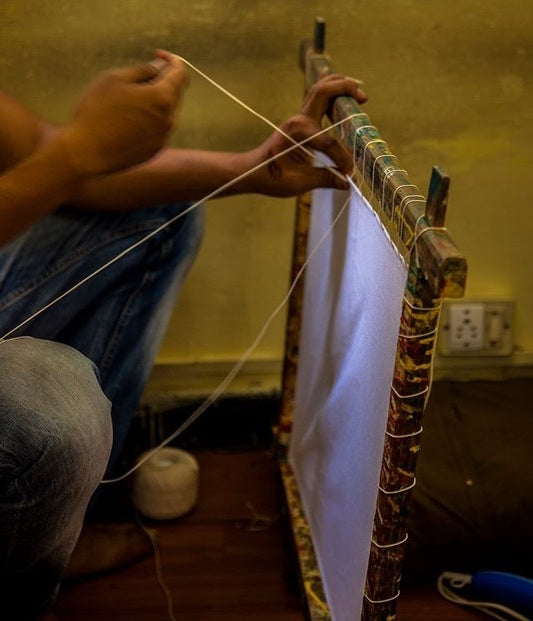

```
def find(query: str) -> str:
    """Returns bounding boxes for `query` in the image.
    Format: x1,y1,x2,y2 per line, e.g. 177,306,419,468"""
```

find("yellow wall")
1,1,532,376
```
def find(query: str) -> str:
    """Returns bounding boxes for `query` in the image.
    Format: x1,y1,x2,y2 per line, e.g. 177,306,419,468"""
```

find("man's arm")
0,138,87,244
0,91,50,173
0,54,187,246
71,73,368,210
0,56,366,242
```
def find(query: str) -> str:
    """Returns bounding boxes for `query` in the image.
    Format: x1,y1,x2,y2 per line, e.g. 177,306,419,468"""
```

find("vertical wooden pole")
277,191,312,459
362,261,441,620
280,20,465,621
278,16,325,458
363,172,450,620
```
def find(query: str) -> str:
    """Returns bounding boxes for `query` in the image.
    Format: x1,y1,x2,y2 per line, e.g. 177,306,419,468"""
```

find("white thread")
352,125,376,173
364,590,401,605
0,115,356,342
392,184,418,205
132,447,199,520
347,114,372,171
378,478,416,495
0,59,364,478
0,56,365,341
413,214,426,236
437,573,530,621
362,139,387,188
398,328,438,339
400,197,426,240
402,295,440,313
391,184,418,231
371,533,409,549
2,59,441,504
179,56,349,184
411,214,427,268
346,176,407,270
381,168,406,216
354,125,377,142
136,516,176,621
397,195,425,239
347,136,412,268
409,221,448,269
102,190,354,483
391,384,429,400
412,219,449,245
0,62,367,489
348,121,440,473
9,60,449,621
386,426,423,439
399,294,442,409
371,154,396,200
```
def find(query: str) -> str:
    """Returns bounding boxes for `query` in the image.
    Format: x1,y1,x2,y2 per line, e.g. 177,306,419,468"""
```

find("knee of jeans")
0,337,113,486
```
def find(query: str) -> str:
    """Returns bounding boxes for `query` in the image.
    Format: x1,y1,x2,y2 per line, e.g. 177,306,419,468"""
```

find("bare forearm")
72,148,260,210
0,139,83,245
0,54,190,245
20,72,367,214
0,67,366,239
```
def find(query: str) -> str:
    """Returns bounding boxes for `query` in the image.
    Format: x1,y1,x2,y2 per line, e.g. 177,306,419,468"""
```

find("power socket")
448,304,484,351
439,300,513,356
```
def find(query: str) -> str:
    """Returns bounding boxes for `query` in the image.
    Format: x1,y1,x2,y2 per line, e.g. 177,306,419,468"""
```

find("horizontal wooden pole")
302,46,467,298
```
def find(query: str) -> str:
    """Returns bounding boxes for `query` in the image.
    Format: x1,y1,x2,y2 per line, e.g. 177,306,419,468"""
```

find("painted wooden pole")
277,190,312,458
278,18,466,621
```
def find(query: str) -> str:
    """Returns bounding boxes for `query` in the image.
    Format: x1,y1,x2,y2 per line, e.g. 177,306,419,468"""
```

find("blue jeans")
0,203,203,617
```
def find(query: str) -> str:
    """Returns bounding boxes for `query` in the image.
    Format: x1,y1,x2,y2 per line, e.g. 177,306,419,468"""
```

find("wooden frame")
277,19,467,621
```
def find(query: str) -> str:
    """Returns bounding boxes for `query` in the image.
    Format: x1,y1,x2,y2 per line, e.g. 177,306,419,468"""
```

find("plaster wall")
1,1,531,379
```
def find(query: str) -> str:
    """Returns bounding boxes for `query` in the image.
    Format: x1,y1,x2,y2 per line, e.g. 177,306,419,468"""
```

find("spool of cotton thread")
132,447,199,520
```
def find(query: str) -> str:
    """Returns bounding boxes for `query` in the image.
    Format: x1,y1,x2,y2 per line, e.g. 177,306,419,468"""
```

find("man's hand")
244,74,368,197
36,70,368,215
58,52,187,176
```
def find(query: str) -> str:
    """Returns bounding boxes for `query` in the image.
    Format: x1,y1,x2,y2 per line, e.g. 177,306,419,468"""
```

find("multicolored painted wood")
277,20,467,621
277,191,312,459
363,267,441,620
280,461,331,621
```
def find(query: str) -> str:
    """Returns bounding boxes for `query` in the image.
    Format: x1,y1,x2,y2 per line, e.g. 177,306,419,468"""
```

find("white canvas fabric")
289,185,407,621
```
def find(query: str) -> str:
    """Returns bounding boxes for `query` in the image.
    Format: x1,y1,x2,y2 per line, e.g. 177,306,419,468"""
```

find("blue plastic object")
470,571,533,619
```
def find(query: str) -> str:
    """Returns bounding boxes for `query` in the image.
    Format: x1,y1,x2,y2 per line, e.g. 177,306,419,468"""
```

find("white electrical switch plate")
448,303,485,351
439,300,514,357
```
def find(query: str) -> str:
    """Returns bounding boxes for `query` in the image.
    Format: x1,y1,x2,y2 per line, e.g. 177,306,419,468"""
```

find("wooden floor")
53,451,487,621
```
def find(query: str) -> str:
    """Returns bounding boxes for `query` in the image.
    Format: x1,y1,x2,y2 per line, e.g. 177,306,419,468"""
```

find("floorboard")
52,451,487,620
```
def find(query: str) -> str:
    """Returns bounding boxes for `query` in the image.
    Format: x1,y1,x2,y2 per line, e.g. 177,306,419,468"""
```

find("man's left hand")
245,73,367,197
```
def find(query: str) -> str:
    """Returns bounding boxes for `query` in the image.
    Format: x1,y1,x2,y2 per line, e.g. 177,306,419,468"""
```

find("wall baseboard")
143,352,533,410
143,358,282,410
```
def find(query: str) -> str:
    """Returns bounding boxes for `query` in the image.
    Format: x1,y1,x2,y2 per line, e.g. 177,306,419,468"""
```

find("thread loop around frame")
385,426,423,439
371,154,397,199
381,169,406,216
397,195,425,239
398,328,438,340
378,478,417,495
364,590,401,605
391,384,429,400
362,139,388,187
371,533,409,549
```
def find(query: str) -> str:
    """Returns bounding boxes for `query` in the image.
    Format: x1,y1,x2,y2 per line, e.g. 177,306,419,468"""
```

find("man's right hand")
59,52,187,177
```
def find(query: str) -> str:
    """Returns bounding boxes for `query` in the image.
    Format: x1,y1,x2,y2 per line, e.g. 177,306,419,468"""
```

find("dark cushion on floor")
404,378,533,581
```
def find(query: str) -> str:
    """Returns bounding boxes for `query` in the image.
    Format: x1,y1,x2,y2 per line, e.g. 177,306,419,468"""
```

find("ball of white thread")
132,447,199,520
